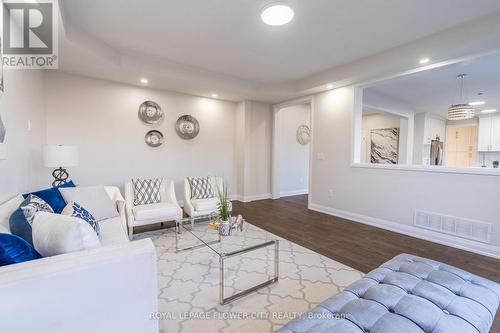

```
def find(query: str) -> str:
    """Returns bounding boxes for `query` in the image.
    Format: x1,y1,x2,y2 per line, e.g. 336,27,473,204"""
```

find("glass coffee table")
175,214,279,305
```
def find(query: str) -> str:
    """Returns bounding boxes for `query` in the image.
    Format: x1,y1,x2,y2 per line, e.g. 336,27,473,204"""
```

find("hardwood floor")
232,194,500,332
136,194,500,331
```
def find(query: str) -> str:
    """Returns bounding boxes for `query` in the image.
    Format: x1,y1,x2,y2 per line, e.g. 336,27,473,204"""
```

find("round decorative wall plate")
296,125,311,145
145,130,164,147
138,101,164,124
175,115,200,140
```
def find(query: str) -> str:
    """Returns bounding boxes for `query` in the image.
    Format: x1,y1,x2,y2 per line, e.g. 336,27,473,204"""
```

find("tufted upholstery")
277,254,500,333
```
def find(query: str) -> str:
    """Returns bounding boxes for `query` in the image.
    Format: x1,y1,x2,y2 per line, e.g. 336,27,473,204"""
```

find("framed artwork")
370,128,399,164
0,34,3,92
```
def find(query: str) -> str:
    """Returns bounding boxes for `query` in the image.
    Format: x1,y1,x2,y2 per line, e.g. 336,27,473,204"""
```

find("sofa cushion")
23,181,76,214
9,195,54,246
0,195,24,233
191,197,219,211
0,233,41,267
32,212,101,257
98,217,129,246
62,202,100,237
59,186,118,221
277,253,500,333
132,203,179,221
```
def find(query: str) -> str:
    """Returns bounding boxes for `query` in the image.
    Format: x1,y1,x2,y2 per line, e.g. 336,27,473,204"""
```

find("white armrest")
0,239,158,333
183,178,195,216
124,182,135,230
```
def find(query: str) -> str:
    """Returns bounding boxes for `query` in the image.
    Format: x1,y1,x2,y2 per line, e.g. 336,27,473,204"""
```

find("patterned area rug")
135,224,363,333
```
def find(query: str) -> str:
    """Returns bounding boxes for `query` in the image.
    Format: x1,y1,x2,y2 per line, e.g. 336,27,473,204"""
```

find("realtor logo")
1,0,58,69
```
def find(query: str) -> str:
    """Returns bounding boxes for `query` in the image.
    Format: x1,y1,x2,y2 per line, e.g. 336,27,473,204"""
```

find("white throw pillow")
0,194,24,233
32,212,101,257
59,186,118,221
0,224,9,234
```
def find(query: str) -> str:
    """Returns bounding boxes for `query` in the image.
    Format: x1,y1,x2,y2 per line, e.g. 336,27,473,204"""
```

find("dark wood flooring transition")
136,194,500,331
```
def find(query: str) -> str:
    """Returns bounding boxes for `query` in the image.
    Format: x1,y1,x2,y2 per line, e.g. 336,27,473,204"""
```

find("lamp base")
52,167,69,187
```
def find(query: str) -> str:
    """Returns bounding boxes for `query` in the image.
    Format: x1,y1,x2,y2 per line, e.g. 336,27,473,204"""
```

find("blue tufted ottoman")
277,254,499,333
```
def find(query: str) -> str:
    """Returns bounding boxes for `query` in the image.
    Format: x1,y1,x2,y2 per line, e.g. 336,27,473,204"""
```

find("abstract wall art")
370,128,399,164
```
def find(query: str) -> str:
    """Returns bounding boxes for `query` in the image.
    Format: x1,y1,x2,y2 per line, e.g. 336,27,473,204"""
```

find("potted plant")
493,160,499,168
217,181,231,236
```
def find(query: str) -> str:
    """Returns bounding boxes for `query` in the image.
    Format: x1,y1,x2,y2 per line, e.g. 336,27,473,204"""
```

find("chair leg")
128,226,134,240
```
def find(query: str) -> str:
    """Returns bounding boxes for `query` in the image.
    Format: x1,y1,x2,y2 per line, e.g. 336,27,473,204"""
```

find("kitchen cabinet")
423,116,446,144
446,125,477,167
478,116,500,151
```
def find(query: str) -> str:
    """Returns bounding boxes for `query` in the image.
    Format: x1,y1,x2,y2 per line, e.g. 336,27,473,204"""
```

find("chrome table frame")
175,216,280,305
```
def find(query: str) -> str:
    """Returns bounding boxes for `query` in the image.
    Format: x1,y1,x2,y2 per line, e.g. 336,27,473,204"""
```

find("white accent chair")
183,176,232,217
125,179,182,239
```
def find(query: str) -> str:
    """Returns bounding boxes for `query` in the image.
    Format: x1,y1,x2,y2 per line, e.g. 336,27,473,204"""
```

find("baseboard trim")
234,193,272,203
279,189,308,197
309,203,500,259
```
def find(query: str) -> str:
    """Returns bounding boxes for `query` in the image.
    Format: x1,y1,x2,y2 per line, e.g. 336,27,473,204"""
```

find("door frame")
271,96,315,205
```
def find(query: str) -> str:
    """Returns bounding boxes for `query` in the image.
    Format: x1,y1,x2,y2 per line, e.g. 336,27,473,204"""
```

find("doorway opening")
272,97,313,201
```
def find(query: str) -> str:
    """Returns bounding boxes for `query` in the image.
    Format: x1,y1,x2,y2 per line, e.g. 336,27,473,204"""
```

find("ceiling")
58,0,500,102
365,52,500,116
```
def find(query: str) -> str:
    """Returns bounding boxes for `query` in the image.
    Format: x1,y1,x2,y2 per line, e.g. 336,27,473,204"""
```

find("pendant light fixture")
447,74,474,120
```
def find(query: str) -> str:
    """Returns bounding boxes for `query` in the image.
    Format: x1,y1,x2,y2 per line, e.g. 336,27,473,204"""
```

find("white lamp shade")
44,145,79,168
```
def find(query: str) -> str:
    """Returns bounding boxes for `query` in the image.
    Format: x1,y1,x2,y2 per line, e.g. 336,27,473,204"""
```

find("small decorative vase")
219,220,231,236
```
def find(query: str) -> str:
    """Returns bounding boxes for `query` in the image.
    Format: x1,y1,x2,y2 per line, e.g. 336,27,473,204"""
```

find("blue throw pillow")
63,202,100,236
9,194,54,246
0,233,42,267
23,180,76,214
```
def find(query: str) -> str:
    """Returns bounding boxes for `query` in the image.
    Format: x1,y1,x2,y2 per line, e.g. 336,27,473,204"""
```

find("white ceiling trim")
56,2,500,104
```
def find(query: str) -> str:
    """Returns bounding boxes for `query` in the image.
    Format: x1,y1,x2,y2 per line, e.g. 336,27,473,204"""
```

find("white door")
491,117,500,151
478,117,492,151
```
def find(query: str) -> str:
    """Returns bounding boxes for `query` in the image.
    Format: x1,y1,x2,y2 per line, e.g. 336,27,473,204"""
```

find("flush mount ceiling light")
140,78,148,84
469,101,485,106
419,58,430,64
481,109,498,114
447,74,474,120
261,3,294,26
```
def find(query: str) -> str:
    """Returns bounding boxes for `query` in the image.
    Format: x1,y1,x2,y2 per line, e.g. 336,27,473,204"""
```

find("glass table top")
176,215,278,257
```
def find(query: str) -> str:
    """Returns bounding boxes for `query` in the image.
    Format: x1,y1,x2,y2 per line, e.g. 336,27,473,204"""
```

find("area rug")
135,224,363,333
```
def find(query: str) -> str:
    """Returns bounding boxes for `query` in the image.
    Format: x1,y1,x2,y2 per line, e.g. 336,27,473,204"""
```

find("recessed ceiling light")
326,84,333,89
140,78,148,84
419,58,430,64
469,101,485,106
261,4,294,26
211,93,218,98
481,109,498,114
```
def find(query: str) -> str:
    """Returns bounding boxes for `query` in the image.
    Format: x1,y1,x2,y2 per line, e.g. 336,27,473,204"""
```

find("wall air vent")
414,210,492,244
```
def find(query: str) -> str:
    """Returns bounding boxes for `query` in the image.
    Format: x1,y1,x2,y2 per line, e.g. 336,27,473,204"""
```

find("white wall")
242,101,272,200
310,86,500,257
44,72,238,199
0,70,46,202
278,104,310,196
44,72,272,201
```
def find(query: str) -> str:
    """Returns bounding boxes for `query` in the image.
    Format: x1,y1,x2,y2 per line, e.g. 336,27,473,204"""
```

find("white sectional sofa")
0,186,159,333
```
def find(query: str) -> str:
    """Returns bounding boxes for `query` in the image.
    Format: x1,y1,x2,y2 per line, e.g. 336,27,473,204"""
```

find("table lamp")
43,145,79,187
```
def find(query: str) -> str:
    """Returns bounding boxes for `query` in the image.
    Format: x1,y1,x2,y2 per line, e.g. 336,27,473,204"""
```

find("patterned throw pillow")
9,194,54,246
62,202,100,236
188,177,214,199
20,194,54,224
132,178,162,206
